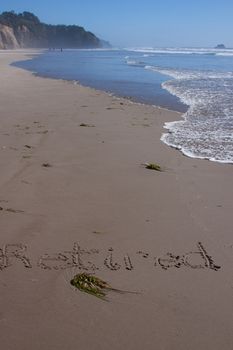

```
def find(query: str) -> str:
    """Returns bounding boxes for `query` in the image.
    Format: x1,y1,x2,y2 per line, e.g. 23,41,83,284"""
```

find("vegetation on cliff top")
0,11,110,48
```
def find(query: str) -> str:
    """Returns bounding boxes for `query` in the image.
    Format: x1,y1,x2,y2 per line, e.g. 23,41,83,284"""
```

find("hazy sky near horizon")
1,0,233,47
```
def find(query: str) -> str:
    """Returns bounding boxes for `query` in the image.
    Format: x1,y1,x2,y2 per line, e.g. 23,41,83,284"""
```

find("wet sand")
0,51,233,350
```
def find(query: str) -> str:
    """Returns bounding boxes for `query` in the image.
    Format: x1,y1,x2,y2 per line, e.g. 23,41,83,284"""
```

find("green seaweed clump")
145,163,162,171
71,273,114,300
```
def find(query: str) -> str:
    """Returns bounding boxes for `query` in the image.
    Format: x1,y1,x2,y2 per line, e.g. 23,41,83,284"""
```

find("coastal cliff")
0,24,20,49
0,11,110,49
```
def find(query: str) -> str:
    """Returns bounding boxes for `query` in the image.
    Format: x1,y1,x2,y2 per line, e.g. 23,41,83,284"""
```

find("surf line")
0,242,221,272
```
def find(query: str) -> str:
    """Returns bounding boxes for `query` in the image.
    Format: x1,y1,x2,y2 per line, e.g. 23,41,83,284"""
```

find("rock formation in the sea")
215,44,226,49
0,11,111,49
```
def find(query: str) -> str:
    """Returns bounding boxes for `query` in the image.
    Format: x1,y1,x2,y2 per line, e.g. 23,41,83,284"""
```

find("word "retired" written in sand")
0,242,221,272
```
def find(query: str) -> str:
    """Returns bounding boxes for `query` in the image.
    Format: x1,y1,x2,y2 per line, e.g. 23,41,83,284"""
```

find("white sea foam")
126,59,146,67
161,132,233,164
142,62,233,163
145,65,233,80
216,52,233,57
126,59,138,65
125,47,233,58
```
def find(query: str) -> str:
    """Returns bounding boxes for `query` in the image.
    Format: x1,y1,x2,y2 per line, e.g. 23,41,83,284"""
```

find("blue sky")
1,0,233,47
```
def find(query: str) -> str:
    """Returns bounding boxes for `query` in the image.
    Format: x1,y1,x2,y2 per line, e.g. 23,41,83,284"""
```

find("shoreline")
11,49,186,158
0,51,233,350
14,49,233,164
12,48,188,111
12,50,186,113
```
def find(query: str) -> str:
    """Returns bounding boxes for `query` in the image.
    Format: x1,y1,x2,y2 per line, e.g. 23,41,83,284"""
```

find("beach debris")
79,123,95,127
5,208,24,214
92,230,105,235
144,162,162,171
24,144,32,149
70,273,124,300
0,206,24,214
42,163,52,168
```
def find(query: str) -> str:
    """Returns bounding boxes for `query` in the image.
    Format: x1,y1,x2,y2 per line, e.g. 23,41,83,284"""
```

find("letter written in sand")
184,242,221,271
38,242,99,271
156,253,184,270
67,242,99,271
38,253,70,270
0,244,32,270
104,248,121,271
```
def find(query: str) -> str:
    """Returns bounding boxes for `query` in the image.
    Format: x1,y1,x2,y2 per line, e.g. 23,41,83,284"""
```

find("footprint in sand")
42,163,52,168
21,180,32,185
36,130,49,135
22,145,34,159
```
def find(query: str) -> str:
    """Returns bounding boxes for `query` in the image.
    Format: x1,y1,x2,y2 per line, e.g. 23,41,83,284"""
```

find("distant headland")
0,11,111,49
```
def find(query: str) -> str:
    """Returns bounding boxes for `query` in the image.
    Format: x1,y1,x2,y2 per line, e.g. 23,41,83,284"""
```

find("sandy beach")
0,51,233,350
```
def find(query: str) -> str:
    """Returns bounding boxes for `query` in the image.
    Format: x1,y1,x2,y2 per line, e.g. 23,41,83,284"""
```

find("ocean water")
13,48,233,163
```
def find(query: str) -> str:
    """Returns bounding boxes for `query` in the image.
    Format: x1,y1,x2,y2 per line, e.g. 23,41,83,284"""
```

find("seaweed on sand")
70,273,133,300
144,163,162,171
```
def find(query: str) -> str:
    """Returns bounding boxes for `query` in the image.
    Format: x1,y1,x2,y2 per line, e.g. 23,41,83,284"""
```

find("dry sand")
0,51,233,350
